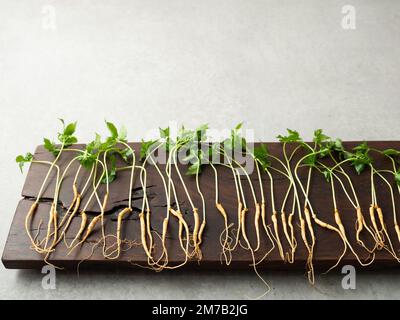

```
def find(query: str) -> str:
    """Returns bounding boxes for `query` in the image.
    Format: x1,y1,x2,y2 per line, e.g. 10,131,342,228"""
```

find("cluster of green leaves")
140,139,158,161
179,124,209,175
16,153,33,173
224,123,247,152
76,121,132,183
277,129,302,143
343,142,373,175
44,119,78,156
253,143,271,170
100,121,131,184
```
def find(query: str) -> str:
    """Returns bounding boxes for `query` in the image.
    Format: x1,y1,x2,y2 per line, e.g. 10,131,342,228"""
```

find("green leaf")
303,153,317,166
140,139,158,161
354,163,365,175
64,122,77,136
16,152,33,173
101,154,117,184
186,162,200,176
353,142,369,153
395,171,400,186
322,170,331,182
44,138,55,152
86,133,102,154
43,138,60,156
106,121,119,139
77,151,97,169
313,129,330,146
277,129,301,143
334,139,343,152
253,144,271,169
159,127,171,152
383,149,400,157
119,147,133,163
58,118,65,128
159,127,170,139
195,124,208,142
235,122,243,130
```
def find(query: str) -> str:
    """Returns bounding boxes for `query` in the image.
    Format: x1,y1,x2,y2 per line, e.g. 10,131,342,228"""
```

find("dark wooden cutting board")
2,142,400,272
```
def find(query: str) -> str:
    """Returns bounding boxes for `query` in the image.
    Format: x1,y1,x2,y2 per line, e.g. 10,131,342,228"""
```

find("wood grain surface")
2,142,400,273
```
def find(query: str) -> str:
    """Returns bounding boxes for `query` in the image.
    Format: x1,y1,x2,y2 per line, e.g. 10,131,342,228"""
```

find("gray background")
1,0,399,299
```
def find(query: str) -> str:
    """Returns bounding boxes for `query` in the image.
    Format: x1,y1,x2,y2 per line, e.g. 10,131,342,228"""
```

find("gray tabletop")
1,0,399,300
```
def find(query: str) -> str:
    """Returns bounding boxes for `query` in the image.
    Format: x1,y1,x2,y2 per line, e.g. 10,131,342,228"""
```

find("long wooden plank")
2,142,400,271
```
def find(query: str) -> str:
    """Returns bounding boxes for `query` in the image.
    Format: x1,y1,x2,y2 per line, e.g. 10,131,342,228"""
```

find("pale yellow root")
395,224,400,244
303,207,315,285
159,217,170,268
43,203,56,250
281,211,296,263
299,215,314,285
146,209,154,254
50,208,58,249
68,215,102,254
369,205,384,248
231,202,243,251
334,209,376,267
254,203,261,252
272,211,285,261
240,208,250,249
58,184,79,230
355,207,380,253
311,213,347,274
376,206,399,261
197,220,206,261
25,202,50,254
282,211,297,263
169,208,190,258
241,207,271,299
62,195,82,247
139,212,153,259
192,208,200,249
356,207,363,244
178,219,185,252
216,202,231,263
255,201,276,266
113,207,132,259
69,211,88,249
198,221,206,245
190,208,203,260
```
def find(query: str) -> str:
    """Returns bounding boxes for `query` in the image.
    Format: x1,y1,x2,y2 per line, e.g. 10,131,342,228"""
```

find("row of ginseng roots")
17,121,400,285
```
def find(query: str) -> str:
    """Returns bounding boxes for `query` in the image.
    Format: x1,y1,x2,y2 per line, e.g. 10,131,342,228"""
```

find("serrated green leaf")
303,153,317,166
353,142,369,153
106,121,119,139
253,144,270,169
64,122,77,136
277,128,301,143
140,139,158,161
16,152,33,173
383,149,400,157
313,129,330,146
